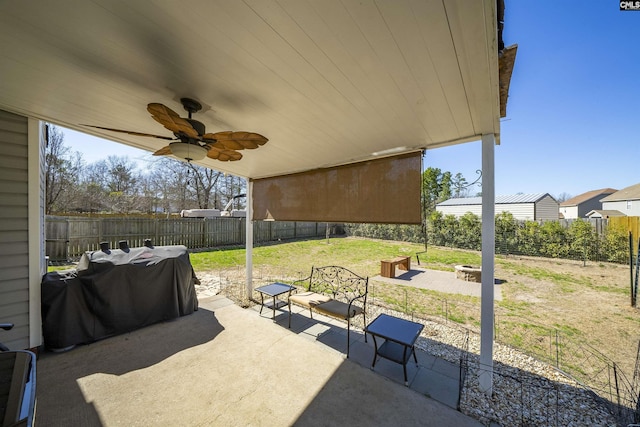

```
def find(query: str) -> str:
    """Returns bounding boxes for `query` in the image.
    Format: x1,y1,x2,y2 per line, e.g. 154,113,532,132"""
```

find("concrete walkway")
371,266,502,300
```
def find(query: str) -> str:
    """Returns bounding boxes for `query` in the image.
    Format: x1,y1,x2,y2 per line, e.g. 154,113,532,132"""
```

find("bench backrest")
306,265,368,306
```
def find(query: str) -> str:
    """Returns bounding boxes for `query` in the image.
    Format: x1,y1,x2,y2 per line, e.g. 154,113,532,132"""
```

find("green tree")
458,212,481,250
427,210,445,246
517,220,541,256
422,167,454,214
603,224,629,263
567,219,596,262
452,173,469,198
539,220,568,258
495,212,517,255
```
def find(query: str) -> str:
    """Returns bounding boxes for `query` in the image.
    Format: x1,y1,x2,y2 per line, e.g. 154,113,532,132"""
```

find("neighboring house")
585,210,625,219
600,183,640,217
436,193,559,221
559,188,617,219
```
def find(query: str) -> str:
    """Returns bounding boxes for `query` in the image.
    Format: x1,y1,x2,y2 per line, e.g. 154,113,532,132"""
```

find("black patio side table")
255,283,296,321
364,313,424,386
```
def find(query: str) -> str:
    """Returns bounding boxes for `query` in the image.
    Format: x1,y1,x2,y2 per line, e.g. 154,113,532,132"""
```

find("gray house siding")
0,109,31,349
603,200,640,217
561,195,611,219
535,195,560,221
577,198,606,218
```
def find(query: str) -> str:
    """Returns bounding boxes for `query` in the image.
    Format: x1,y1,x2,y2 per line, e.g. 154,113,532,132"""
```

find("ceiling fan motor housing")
185,118,206,136
180,97,202,114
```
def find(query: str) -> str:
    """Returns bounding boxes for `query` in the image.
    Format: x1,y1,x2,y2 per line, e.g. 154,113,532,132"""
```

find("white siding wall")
437,198,559,221
0,109,30,349
437,203,536,220
559,206,579,219
603,200,640,217
535,195,560,221
436,205,483,217
501,203,535,220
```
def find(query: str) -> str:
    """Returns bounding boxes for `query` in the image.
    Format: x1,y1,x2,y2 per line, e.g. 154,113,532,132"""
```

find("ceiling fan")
83,98,268,162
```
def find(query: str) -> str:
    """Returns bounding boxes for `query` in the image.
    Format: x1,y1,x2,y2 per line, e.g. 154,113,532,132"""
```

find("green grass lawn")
189,236,482,278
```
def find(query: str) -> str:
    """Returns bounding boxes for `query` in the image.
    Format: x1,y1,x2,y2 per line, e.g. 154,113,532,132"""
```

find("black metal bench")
288,266,368,358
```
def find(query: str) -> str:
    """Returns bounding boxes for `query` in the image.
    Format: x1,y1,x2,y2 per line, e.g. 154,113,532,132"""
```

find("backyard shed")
436,193,559,221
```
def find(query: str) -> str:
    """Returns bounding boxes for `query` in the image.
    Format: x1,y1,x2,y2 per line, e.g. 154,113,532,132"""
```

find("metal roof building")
436,193,559,221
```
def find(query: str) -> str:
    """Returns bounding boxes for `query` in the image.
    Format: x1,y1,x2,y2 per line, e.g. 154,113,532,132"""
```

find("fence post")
614,363,622,410
631,232,636,307
635,237,640,308
555,330,560,368
98,217,103,247
404,289,408,314
65,217,71,261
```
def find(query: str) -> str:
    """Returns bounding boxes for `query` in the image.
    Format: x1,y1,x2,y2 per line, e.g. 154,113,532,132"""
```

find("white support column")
27,118,44,348
479,133,496,395
245,178,254,300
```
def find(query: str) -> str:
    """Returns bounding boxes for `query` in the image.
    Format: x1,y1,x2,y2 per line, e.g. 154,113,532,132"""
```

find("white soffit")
0,0,500,179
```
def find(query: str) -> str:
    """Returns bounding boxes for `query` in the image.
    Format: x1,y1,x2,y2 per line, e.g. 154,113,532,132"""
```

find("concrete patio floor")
34,294,482,427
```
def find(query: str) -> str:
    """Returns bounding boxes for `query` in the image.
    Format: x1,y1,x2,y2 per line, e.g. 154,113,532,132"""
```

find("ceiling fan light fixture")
169,142,208,161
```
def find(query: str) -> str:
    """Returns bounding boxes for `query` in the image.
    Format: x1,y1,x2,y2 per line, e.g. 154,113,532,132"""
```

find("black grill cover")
41,245,198,350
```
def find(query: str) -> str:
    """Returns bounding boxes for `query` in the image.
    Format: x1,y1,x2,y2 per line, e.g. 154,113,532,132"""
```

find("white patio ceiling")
0,0,501,180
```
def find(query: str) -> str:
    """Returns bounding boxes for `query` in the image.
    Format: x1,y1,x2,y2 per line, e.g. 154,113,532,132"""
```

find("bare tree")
220,174,246,210
555,192,572,203
45,125,84,213
101,156,140,212
80,161,110,212
186,163,223,209
151,159,193,211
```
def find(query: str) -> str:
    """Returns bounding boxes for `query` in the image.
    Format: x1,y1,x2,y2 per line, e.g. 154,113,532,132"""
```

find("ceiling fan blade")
152,146,173,156
82,125,175,140
147,103,199,138
206,147,242,162
203,131,268,150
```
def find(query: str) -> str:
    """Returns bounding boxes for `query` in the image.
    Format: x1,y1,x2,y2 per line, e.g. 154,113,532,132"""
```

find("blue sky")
62,1,639,199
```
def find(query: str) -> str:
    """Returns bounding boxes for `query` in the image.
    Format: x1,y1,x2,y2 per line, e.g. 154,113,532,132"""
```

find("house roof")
0,0,509,180
438,193,553,207
560,188,617,207
600,183,640,202
585,210,626,218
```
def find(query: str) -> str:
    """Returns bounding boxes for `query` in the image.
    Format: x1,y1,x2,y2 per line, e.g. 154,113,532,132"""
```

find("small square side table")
364,313,424,385
255,283,296,321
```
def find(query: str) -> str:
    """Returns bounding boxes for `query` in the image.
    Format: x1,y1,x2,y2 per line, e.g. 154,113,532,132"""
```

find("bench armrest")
292,275,312,290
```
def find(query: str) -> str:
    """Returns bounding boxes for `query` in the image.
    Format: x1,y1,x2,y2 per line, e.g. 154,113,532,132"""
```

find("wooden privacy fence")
609,216,640,242
46,216,335,261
